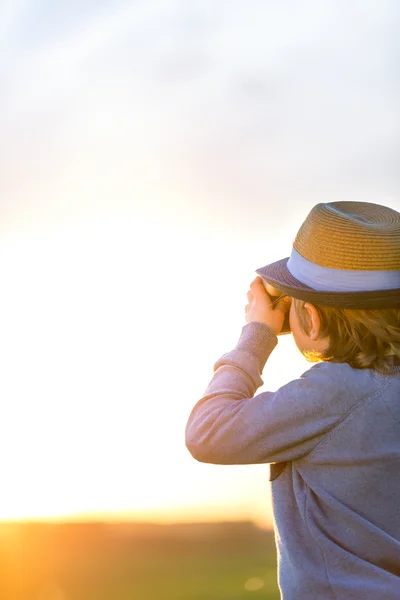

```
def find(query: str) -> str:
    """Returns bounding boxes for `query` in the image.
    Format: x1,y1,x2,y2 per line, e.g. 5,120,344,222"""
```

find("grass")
0,521,280,600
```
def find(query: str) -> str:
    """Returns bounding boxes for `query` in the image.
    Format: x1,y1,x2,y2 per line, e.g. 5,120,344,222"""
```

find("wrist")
236,322,278,369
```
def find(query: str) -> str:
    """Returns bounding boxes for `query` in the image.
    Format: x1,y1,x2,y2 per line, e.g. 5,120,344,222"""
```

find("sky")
0,0,399,526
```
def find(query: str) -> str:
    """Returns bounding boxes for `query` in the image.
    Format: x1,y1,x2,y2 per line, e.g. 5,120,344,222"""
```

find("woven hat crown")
294,201,400,271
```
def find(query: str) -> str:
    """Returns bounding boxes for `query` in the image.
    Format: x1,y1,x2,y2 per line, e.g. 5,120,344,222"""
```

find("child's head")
290,299,400,374
255,201,400,372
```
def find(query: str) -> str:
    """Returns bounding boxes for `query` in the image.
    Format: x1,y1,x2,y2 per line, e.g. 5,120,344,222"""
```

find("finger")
250,276,267,294
250,276,262,289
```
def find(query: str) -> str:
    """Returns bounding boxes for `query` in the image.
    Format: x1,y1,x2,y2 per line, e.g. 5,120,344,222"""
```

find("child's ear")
304,303,322,340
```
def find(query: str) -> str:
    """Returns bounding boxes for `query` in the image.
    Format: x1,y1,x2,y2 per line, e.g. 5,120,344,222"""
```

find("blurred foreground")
0,520,279,600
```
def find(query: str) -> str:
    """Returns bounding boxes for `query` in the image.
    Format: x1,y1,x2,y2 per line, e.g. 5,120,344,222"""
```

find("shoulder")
297,361,381,405
302,360,374,384
277,361,378,414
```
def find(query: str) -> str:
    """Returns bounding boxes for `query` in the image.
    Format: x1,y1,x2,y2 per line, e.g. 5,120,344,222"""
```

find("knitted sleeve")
185,322,359,465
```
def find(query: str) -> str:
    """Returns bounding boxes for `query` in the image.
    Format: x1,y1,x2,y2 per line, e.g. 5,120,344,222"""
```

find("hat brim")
256,258,400,309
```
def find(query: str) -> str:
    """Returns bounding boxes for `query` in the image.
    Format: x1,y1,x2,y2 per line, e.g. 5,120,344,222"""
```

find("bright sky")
0,1,398,526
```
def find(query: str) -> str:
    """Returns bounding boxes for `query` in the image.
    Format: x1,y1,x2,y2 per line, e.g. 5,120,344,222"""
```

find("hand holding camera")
245,276,291,335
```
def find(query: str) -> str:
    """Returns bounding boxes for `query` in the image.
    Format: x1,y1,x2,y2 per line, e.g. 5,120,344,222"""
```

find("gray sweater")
185,322,400,600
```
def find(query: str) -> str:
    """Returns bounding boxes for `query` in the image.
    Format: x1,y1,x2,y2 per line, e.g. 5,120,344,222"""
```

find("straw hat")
256,201,400,308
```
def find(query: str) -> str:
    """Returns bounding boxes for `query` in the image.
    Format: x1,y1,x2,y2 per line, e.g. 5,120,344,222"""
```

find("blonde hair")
292,299,400,374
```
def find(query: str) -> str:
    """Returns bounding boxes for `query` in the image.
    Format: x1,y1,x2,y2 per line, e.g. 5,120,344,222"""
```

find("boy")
185,201,400,599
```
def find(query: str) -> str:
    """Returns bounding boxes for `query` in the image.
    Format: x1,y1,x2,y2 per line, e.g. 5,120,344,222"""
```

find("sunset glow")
1,0,397,527
0,216,306,525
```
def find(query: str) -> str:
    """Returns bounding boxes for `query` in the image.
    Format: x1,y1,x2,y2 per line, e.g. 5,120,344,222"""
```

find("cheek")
289,303,306,347
289,303,297,333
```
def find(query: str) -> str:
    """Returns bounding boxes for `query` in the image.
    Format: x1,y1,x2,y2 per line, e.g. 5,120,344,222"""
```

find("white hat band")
287,248,400,292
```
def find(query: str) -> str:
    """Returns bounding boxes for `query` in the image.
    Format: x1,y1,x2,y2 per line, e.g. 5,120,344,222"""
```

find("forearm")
185,322,278,464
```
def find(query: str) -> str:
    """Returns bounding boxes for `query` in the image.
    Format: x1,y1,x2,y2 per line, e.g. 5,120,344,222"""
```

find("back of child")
186,201,400,599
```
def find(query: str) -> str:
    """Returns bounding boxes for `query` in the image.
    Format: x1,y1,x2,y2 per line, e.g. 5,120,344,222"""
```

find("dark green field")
0,521,279,600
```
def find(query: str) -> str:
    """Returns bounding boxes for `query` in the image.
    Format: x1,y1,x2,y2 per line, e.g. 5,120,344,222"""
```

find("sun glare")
0,216,304,523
